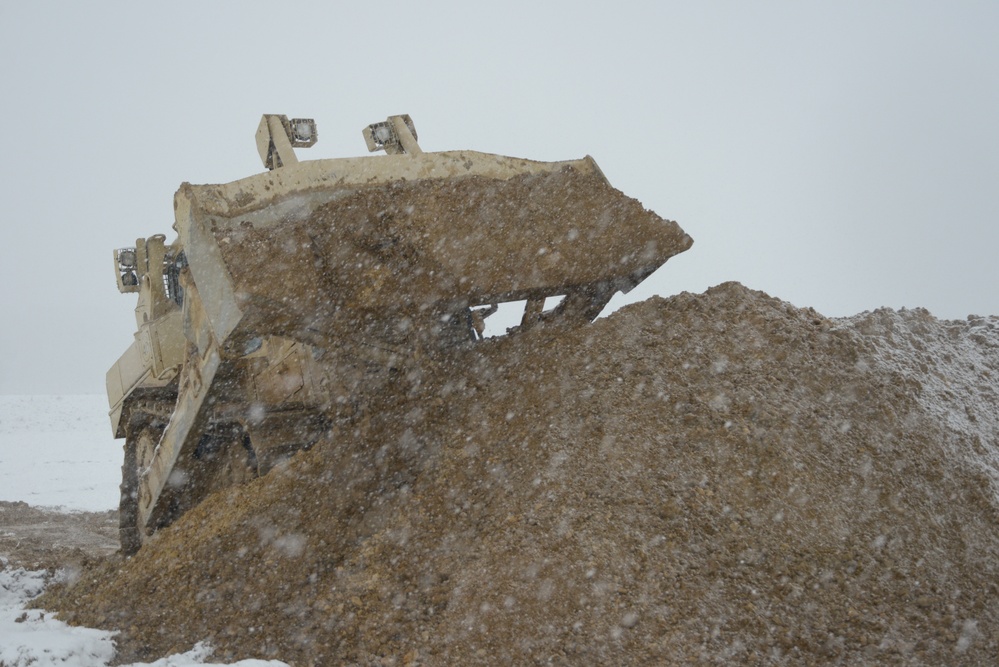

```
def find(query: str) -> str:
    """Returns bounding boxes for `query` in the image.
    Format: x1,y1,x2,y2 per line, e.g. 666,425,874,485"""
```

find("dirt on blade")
39,283,999,665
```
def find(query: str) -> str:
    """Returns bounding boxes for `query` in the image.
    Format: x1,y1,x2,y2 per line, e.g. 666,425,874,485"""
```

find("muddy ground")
0,501,118,571
25,283,999,664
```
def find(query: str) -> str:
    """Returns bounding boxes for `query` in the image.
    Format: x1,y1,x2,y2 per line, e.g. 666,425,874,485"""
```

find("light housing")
114,247,140,293
363,114,418,153
289,118,318,147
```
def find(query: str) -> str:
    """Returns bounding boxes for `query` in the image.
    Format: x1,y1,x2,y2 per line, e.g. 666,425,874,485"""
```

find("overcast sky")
1,1,997,395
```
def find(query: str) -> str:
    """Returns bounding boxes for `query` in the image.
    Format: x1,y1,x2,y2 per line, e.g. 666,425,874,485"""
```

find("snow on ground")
0,396,290,666
0,561,290,667
0,566,288,666
0,566,115,666
0,396,120,512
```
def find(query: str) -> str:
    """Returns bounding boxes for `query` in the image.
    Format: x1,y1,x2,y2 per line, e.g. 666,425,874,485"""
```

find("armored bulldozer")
107,114,693,554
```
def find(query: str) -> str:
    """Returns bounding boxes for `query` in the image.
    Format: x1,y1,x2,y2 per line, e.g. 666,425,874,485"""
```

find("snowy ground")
0,395,289,667
0,396,120,512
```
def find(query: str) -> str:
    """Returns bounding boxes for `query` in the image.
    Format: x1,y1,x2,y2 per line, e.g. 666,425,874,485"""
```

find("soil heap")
42,282,999,665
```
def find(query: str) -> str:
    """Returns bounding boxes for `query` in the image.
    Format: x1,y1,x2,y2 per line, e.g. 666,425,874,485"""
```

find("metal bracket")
256,114,318,170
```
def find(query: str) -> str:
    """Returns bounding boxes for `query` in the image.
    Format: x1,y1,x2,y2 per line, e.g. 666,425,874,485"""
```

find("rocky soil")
38,283,999,665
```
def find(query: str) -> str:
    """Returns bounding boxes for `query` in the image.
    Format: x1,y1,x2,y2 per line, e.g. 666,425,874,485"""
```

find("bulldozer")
107,114,693,554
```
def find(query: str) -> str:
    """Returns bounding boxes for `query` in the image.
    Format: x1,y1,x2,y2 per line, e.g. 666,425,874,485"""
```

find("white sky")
1,1,997,394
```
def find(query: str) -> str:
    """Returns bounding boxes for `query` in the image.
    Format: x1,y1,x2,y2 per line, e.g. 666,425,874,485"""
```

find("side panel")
106,341,147,437
107,341,146,412
139,309,186,378
106,311,185,438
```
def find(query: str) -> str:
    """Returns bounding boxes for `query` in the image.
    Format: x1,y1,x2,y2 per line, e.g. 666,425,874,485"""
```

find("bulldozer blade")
175,152,692,350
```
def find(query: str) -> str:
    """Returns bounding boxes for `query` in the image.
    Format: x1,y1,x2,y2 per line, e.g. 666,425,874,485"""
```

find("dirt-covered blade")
176,151,692,345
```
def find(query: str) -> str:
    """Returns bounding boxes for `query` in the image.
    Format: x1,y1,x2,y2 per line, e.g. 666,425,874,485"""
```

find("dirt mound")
41,283,999,664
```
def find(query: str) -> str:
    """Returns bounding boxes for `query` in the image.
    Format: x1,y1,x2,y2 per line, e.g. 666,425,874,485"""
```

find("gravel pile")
42,282,999,665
